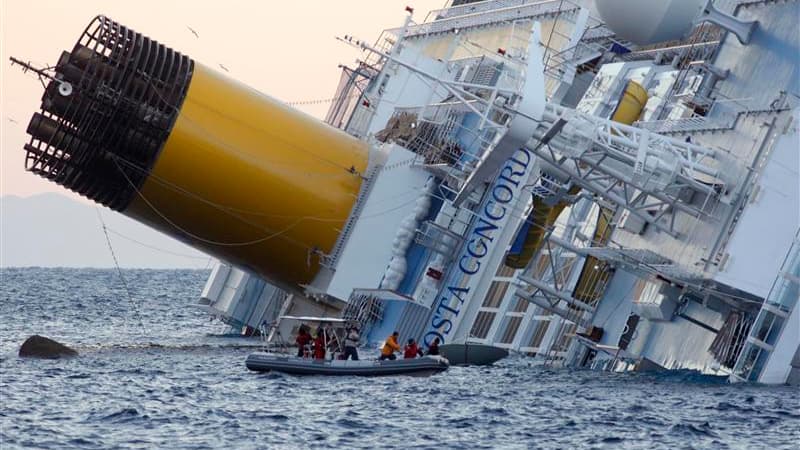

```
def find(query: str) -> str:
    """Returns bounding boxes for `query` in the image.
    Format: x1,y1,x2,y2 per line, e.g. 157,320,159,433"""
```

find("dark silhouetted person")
427,337,441,356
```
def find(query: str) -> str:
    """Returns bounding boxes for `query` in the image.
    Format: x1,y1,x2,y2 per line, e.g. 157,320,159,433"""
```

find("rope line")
286,93,360,107
113,157,306,247
95,208,148,335
110,155,431,252
105,227,210,260
145,77,361,177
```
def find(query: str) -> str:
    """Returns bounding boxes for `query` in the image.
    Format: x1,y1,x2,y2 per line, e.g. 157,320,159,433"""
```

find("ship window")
533,254,550,278
734,344,760,380
482,281,509,308
470,311,496,339
527,320,551,349
736,343,772,383
556,256,577,287
753,313,778,344
632,278,650,300
511,297,529,313
496,264,516,278
499,316,523,344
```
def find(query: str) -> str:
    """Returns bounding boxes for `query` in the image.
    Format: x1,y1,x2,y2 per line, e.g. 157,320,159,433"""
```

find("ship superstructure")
16,1,799,384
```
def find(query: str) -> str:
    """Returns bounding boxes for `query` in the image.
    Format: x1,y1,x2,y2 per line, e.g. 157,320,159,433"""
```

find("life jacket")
313,335,326,359
404,343,420,359
296,333,311,347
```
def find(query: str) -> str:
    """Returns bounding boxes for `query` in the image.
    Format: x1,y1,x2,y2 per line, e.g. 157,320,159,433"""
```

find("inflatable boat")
245,352,449,376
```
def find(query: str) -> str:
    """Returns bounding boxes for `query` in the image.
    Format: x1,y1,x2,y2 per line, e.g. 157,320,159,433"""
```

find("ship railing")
414,221,464,260
325,62,377,130
541,16,628,92
659,23,727,104
635,116,731,134
711,91,796,116
614,40,721,64
394,0,581,39
363,30,398,69
386,102,502,176
342,292,386,337
529,172,570,200
430,0,569,22
336,26,403,137
542,37,607,82
636,92,795,135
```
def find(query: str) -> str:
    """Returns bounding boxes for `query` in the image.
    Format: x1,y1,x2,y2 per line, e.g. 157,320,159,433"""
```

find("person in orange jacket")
379,331,401,360
403,338,424,359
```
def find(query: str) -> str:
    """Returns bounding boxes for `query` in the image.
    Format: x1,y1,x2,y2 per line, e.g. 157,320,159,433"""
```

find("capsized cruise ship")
15,0,799,384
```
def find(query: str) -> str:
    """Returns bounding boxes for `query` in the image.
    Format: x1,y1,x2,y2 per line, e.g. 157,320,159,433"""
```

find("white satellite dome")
594,0,707,45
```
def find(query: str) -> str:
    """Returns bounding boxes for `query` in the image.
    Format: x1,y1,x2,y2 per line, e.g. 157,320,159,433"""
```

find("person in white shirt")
343,327,360,360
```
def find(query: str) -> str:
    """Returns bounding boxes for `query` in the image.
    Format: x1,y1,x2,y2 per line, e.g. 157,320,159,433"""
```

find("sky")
0,0,442,199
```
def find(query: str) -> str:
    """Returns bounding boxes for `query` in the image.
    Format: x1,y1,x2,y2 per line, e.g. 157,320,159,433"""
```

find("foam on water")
1,268,798,449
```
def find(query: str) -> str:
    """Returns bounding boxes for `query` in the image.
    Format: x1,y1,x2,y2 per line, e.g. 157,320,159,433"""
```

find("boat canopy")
278,315,349,323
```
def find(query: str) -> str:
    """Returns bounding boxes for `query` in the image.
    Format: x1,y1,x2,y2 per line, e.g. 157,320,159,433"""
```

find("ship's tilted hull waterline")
15,0,799,385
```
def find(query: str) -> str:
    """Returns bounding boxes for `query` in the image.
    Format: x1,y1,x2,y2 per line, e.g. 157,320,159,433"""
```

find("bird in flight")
218,63,229,72
187,26,199,38
7,117,18,124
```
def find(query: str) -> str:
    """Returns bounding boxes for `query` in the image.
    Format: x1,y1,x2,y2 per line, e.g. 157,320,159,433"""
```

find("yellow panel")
611,80,648,125
572,207,615,303
125,64,369,290
505,185,580,269
505,196,551,269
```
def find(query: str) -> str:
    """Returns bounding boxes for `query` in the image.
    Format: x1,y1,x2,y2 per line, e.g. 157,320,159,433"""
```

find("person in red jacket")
313,332,326,360
403,338,424,359
295,328,312,357
426,337,440,356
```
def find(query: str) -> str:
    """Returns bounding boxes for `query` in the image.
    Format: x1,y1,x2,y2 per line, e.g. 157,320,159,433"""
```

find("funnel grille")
24,16,193,210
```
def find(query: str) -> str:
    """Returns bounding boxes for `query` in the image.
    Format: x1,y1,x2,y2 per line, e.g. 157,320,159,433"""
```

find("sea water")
1,268,798,449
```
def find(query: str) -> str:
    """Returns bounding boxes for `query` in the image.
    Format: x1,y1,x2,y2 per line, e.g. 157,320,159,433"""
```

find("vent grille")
23,16,193,210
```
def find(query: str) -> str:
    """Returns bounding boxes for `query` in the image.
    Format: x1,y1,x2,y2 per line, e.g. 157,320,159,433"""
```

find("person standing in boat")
379,331,401,360
313,331,326,360
295,327,312,358
403,338,424,359
343,326,360,361
426,337,441,356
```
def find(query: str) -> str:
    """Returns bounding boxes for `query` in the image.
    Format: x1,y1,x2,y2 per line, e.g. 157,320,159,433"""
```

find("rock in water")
19,335,78,359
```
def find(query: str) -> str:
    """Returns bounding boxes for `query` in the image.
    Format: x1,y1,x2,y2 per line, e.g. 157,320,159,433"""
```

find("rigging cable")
144,77,362,177
111,156,308,248
104,227,209,260
286,93,360,107
95,208,148,335
109,153,435,271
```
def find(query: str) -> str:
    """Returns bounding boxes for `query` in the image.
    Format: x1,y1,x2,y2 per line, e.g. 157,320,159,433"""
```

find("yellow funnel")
22,16,368,291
